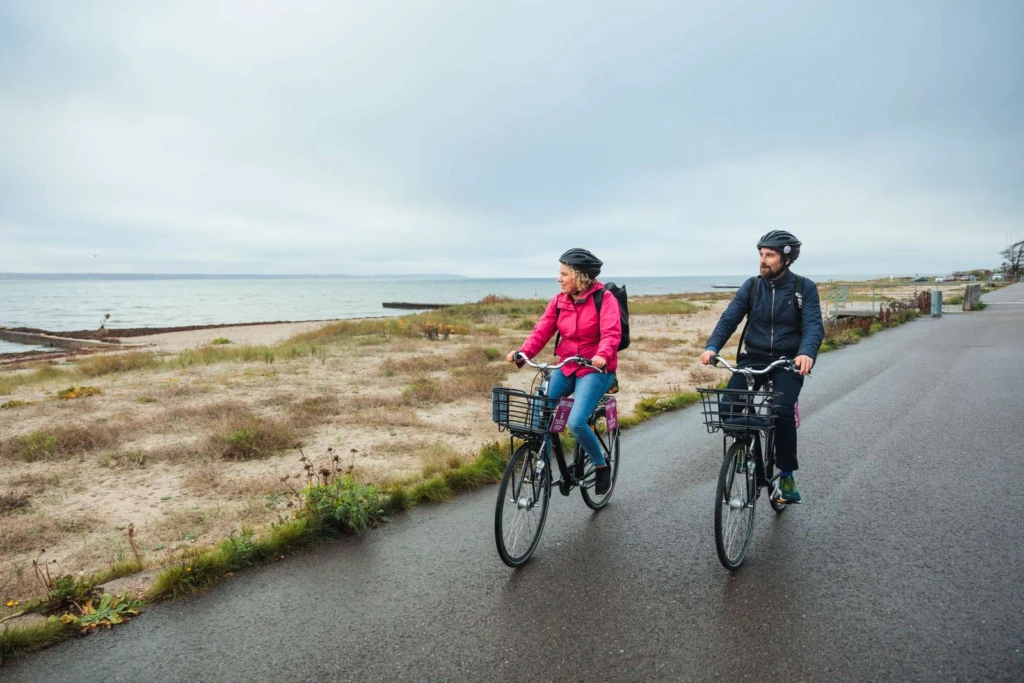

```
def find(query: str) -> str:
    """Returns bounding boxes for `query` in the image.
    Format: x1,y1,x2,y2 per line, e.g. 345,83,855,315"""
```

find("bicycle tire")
495,443,551,567
580,409,620,510
714,439,756,570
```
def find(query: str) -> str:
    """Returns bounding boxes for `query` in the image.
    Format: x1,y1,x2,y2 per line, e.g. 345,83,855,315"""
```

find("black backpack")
555,282,631,351
738,273,805,355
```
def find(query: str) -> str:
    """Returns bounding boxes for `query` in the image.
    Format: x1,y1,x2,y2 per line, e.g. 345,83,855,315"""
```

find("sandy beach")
0,295,742,601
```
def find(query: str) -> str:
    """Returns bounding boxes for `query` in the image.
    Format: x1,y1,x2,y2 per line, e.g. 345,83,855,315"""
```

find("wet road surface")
6,284,1024,682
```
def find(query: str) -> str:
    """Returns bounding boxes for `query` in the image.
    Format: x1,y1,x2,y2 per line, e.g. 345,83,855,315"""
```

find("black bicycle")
490,353,620,567
697,356,800,570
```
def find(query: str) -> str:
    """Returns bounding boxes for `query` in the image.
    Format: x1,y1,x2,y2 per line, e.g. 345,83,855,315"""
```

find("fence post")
931,290,943,317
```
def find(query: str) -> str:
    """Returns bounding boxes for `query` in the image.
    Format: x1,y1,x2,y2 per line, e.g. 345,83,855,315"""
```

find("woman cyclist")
506,248,622,495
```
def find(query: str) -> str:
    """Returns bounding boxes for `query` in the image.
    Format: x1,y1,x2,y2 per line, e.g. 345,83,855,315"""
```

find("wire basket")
697,387,781,434
491,387,560,436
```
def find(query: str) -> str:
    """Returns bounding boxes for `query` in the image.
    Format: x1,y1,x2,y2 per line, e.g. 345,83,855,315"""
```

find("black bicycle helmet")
559,248,603,277
757,230,801,263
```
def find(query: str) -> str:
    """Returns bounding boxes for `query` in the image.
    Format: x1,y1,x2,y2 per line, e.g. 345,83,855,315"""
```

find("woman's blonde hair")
568,266,595,294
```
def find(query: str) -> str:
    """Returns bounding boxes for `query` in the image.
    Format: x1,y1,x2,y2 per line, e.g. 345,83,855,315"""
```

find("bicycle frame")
522,358,604,496
711,356,797,493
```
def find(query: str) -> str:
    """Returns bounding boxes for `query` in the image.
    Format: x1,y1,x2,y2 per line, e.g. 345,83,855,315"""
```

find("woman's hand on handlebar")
699,350,717,365
591,355,607,370
506,350,520,363
793,354,814,376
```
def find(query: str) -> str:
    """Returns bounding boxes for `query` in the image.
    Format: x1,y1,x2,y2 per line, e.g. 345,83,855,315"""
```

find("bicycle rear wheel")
714,439,756,570
580,411,620,510
495,443,551,567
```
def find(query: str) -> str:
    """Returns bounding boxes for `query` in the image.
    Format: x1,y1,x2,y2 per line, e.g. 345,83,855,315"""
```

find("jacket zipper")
769,280,776,357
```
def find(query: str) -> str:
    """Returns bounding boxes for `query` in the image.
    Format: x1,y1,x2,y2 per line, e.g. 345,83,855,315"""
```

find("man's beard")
760,263,786,279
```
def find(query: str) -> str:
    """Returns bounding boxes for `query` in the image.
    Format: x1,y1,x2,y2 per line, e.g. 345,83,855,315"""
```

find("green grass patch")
75,352,161,377
630,300,700,315
10,430,59,462
211,337,231,345
0,617,73,665
207,413,296,460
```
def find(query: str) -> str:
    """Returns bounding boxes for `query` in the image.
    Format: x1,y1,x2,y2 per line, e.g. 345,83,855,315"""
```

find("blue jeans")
547,370,617,467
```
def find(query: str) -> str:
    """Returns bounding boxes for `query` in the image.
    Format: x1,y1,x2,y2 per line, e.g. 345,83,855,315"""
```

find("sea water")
0,273,880,353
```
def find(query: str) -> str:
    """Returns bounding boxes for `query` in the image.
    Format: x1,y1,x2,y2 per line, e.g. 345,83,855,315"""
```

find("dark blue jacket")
706,271,824,360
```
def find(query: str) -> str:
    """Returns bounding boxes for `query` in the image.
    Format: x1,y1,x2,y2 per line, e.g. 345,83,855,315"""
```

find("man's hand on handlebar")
699,350,717,366
793,354,814,376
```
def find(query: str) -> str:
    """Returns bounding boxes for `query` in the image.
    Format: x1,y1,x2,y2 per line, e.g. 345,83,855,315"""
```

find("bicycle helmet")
757,230,801,263
559,248,603,277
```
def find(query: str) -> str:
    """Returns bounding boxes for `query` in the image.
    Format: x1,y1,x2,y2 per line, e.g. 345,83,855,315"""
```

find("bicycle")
697,356,801,570
490,353,621,567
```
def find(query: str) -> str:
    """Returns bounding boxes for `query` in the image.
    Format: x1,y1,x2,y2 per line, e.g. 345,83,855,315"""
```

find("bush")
303,475,386,534
12,431,59,461
209,417,295,460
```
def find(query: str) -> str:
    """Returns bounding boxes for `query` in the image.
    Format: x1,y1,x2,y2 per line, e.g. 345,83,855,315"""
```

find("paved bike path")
6,284,1024,681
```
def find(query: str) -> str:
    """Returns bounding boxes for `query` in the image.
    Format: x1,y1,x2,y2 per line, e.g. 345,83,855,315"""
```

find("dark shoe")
776,475,802,504
594,466,611,495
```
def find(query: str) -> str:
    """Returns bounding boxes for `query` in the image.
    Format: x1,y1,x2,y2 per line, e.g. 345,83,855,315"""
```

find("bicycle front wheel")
495,443,551,567
714,438,756,570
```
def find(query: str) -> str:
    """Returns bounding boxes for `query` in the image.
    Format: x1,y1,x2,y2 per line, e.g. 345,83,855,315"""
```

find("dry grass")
75,352,161,377
687,365,720,387
0,512,99,555
99,449,148,470
7,473,61,494
694,328,710,348
205,411,297,461
633,337,684,351
337,406,425,428
1,421,126,462
0,293,739,602
288,394,342,428
623,359,658,376
0,492,31,515
418,442,465,477
147,507,220,545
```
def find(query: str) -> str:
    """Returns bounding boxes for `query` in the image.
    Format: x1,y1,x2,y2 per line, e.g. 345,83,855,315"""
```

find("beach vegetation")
630,299,700,315
1,399,36,409
210,337,231,345
56,385,102,400
76,352,161,377
9,430,59,461
0,492,31,514
0,617,71,665
60,593,143,633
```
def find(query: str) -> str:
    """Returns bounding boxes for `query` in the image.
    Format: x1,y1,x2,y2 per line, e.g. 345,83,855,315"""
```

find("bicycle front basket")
697,387,781,434
491,386,560,436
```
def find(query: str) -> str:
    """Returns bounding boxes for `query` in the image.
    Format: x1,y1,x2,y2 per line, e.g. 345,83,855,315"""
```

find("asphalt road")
6,284,1024,682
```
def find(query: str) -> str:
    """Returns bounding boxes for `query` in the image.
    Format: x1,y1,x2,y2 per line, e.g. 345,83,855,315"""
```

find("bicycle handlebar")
512,351,604,373
711,355,803,376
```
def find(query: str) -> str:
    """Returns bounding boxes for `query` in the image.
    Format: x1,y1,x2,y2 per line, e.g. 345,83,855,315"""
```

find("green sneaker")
777,475,802,504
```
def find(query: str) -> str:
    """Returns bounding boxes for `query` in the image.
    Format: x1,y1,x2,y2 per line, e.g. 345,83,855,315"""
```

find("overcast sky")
1,0,1021,277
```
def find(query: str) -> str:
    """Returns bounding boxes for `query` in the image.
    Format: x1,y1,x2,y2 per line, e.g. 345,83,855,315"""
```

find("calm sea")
0,273,879,354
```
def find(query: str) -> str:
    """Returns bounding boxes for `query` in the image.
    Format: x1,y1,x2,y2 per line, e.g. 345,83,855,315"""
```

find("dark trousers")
725,358,804,472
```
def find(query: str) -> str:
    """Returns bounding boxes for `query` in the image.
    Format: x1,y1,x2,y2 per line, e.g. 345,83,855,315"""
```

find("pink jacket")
519,281,622,377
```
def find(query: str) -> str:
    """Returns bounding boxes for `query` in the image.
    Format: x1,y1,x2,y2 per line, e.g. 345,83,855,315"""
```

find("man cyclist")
699,230,824,504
